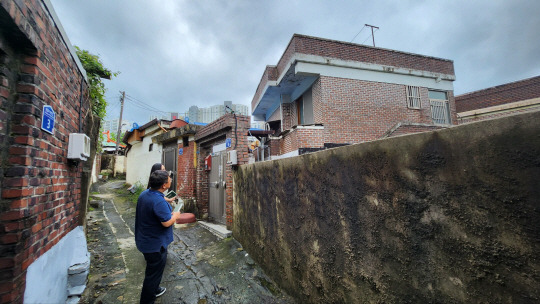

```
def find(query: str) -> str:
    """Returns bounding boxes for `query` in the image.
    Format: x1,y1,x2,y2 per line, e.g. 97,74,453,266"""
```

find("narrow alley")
82,180,294,304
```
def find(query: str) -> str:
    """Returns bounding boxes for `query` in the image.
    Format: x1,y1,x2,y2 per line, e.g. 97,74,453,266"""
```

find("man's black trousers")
140,246,167,304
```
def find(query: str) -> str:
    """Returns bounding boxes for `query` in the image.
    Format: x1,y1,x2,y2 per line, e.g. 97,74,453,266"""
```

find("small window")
149,143,153,152
406,86,421,109
183,137,189,147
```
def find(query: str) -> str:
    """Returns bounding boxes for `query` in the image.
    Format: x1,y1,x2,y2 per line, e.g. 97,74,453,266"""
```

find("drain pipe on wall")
78,80,84,133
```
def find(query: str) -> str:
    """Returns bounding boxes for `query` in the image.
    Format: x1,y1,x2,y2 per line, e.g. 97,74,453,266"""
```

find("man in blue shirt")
135,170,181,304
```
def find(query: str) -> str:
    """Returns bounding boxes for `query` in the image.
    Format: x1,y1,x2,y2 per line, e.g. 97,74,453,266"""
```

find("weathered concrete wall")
233,110,540,303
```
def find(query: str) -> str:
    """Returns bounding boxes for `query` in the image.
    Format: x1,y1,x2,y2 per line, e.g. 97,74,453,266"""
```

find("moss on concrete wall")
233,110,540,303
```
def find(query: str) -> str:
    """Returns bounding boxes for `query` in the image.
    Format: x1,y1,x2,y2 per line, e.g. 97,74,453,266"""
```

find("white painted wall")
113,155,126,175
24,226,89,304
125,132,163,187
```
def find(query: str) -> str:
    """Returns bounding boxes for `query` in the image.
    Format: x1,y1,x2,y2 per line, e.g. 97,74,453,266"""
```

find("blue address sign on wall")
41,105,55,134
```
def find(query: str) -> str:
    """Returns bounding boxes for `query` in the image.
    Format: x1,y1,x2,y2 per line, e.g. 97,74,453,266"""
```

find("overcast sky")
49,0,540,125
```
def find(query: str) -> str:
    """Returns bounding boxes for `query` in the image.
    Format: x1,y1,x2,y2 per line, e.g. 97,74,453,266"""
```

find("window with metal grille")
429,90,451,124
406,86,421,109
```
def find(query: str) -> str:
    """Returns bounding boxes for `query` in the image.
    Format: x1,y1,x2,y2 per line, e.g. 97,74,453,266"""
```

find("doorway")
208,152,226,224
162,141,177,192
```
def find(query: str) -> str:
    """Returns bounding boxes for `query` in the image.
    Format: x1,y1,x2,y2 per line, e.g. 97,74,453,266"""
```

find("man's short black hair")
149,170,169,190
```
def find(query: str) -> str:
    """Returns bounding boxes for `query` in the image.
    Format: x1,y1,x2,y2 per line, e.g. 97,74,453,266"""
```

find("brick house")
150,120,201,202
455,75,540,124
0,1,97,303
124,114,250,230
251,34,457,158
194,114,250,229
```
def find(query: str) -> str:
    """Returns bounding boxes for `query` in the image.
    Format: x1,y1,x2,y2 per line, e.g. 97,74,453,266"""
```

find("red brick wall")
176,139,196,199
272,76,457,154
253,34,455,111
296,127,325,150
315,76,456,144
279,127,325,155
281,103,294,131
455,76,540,112
285,35,454,75
0,1,90,303
269,138,280,156
195,149,209,217
195,114,250,228
280,129,298,155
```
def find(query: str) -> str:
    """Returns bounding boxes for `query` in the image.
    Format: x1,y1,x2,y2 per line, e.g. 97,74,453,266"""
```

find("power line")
125,95,166,113
125,98,160,112
124,95,170,115
108,99,121,112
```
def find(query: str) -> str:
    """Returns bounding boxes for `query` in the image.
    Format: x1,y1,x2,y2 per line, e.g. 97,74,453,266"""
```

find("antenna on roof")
365,24,379,47
350,25,366,43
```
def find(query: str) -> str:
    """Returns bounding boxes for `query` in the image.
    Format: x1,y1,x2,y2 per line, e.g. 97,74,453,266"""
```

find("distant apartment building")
102,119,131,133
188,101,249,123
149,112,182,121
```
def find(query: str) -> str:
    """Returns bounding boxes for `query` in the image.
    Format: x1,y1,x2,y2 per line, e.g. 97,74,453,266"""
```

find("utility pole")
115,91,125,155
365,24,379,47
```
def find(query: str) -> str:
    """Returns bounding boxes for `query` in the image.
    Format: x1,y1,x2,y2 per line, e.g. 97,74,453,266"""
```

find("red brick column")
177,139,197,199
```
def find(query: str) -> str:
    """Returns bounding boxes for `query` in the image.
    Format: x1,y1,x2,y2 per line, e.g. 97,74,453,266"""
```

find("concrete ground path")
81,180,295,304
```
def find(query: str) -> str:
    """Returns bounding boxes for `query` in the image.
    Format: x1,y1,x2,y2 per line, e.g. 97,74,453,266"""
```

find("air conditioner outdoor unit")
67,133,91,161
227,150,238,165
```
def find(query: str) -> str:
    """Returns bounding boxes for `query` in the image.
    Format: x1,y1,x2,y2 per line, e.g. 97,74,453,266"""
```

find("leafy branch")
75,46,119,120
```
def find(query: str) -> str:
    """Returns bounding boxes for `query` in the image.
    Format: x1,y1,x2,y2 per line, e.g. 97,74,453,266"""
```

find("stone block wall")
234,110,540,303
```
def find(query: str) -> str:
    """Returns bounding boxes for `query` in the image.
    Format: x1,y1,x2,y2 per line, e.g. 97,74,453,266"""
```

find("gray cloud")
50,0,540,124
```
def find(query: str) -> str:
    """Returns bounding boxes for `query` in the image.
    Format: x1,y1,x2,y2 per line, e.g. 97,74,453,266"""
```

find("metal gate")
209,152,226,224
162,142,177,192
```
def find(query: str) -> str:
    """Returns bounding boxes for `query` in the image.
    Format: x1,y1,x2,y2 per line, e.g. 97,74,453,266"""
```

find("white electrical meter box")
67,133,91,161
226,150,238,165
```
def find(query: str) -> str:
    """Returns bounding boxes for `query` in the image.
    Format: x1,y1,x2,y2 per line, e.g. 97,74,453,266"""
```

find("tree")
74,47,119,227
75,46,118,120
109,131,126,143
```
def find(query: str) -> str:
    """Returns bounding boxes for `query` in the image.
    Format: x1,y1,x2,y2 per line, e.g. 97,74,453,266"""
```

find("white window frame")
406,86,421,109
